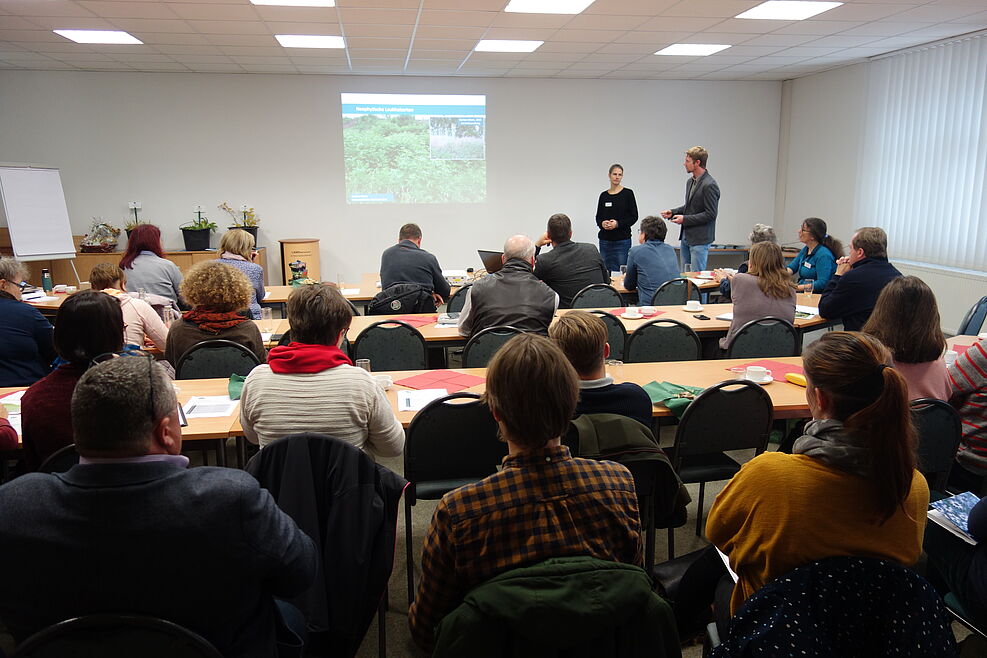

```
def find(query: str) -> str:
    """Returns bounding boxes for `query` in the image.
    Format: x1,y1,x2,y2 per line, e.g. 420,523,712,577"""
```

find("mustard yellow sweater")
707,452,929,613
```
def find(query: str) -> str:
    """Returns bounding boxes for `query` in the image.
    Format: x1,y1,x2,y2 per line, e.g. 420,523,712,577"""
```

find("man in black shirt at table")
380,223,451,310
535,213,609,309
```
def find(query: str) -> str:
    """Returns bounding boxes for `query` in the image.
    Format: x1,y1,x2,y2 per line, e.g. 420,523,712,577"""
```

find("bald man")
458,234,558,339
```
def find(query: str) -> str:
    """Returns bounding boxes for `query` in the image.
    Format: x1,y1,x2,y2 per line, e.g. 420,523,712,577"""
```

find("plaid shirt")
408,444,642,650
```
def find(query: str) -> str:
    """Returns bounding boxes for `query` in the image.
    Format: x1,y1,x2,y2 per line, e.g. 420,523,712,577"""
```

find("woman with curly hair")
165,261,265,367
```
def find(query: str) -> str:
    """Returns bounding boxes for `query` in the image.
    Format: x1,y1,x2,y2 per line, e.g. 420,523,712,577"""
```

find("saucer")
621,312,643,320
747,375,774,385
683,305,704,312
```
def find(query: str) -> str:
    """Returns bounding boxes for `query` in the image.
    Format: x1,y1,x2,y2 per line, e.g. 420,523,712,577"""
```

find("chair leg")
667,527,675,560
405,499,415,607
696,481,706,537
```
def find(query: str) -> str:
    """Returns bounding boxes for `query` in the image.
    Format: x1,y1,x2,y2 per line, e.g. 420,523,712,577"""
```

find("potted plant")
219,202,260,243
180,208,217,251
124,205,147,238
80,218,121,253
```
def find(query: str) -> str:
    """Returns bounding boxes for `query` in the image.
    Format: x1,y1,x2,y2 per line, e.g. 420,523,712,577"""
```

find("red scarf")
267,342,352,374
182,308,248,334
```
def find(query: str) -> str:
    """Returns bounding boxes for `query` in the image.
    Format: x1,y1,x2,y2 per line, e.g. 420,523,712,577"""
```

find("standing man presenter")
662,146,720,272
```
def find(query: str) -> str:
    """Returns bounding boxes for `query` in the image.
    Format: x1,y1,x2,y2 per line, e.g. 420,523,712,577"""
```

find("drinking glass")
605,359,623,382
619,265,627,277
356,359,372,372
260,307,273,333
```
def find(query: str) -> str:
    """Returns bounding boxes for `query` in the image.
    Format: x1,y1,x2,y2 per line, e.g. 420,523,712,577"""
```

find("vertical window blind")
857,33,987,273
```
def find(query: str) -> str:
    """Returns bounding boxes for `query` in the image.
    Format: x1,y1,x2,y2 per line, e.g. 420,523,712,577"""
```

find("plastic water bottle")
41,268,53,293
138,288,149,302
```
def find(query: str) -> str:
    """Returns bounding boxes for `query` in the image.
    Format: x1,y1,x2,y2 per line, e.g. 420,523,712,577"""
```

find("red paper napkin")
394,371,486,394
388,314,438,328
728,359,805,380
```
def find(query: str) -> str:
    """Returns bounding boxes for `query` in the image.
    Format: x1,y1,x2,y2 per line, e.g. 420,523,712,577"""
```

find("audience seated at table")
21,290,125,472
819,226,902,331
457,234,557,338
0,257,54,387
533,213,608,308
715,223,776,302
622,215,679,307
379,223,450,312
0,357,317,657
549,310,653,427
786,217,843,293
218,229,266,320
89,262,169,352
239,284,404,454
119,224,185,307
925,493,987,630
718,241,797,351
862,276,951,401
707,331,929,614
408,333,643,651
165,261,266,367
946,338,987,487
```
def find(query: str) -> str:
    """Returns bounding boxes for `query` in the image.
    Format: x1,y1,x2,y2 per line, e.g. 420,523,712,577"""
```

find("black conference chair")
446,284,472,314
351,320,427,371
725,317,800,359
669,380,773,537
37,444,79,474
278,330,351,357
911,398,963,493
958,296,987,336
12,614,222,658
175,339,261,380
571,283,623,309
589,310,627,361
462,325,523,368
623,318,701,363
404,393,506,604
651,278,700,306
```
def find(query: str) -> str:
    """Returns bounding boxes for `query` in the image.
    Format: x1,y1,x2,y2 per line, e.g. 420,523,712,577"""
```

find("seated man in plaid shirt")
408,333,643,650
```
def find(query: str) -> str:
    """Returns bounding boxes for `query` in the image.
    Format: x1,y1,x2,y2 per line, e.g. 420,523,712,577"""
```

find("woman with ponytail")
707,331,929,613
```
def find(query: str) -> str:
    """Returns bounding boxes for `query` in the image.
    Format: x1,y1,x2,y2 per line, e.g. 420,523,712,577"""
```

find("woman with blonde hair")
89,262,169,352
165,261,265,367
719,241,797,350
218,229,265,319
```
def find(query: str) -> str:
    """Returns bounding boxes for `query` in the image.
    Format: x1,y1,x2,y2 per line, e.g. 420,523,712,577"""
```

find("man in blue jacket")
819,226,901,332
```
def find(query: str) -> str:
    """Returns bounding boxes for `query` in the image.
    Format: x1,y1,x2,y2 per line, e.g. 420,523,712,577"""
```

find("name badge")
804,262,813,269
605,202,613,207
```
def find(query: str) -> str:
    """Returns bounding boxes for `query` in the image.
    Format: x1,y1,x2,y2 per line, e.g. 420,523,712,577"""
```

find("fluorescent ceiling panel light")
736,1,842,20
54,30,142,45
276,34,345,48
504,0,595,14
475,39,543,53
251,0,334,6
655,44,731,56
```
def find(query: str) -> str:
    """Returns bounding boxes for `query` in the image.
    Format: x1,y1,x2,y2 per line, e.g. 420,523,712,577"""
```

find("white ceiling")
0,0,985,80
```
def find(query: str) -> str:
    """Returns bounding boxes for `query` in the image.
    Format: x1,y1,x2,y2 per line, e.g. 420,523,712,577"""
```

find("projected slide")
341,93,486,204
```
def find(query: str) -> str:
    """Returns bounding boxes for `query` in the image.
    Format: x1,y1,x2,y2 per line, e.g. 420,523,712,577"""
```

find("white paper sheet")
260,332,272,342
795,304,819,318
340,288,360,295
24,295,58,303
183,396,238,418
397,389,448,412
1,390,23,436
716,312,733,321
263,290,271,300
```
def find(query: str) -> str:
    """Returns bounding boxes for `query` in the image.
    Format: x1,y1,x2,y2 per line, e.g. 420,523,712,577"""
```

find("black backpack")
367,283,433,315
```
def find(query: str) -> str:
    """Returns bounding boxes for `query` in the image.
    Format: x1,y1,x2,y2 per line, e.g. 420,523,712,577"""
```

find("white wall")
0,70,781,282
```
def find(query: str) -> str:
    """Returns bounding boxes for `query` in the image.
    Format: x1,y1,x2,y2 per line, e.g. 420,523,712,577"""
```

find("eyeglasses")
90,350,156,420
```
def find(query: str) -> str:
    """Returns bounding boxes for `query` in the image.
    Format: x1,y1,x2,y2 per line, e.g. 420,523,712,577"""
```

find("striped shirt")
408,444,642,650
948,341,987,470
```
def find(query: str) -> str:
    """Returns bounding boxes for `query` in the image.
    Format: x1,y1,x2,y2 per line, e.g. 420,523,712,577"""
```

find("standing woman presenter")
596,164,638,273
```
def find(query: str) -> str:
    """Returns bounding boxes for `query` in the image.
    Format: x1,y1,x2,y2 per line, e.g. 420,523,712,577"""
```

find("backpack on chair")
367,283,433,315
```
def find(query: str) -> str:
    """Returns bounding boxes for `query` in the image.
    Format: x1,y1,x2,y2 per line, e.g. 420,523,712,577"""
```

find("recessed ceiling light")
504,0,594,14
475,40,544,53
53,30,142,45
275,34,345,48
736,1,842,21
251,0,334,6
655,44,731,57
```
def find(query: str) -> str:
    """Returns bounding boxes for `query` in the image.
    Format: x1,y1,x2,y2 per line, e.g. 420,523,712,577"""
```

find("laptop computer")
477,249,504,274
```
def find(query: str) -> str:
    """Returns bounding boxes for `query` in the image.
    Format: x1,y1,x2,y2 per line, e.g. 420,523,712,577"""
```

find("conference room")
2,0,987,655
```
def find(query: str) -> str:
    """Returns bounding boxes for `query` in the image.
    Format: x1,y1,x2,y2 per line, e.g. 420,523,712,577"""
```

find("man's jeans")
600,238,631,273
680,239,710,272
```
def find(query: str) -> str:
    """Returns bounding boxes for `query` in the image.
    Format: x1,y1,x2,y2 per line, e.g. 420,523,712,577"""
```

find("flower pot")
228,226,259,244
181,228,211,251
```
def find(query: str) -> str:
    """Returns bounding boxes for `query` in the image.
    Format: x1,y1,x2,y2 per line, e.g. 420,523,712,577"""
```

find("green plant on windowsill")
180,215,218,232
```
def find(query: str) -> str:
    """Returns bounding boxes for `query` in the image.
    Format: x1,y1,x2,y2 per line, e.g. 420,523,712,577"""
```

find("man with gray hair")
458,234,558,338
0,357,317,657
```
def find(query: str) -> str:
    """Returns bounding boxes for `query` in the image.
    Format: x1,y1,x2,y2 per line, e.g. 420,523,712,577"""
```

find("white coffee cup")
641,306,657,315
374,374,393,390
945,350,959,366
53,284,66,293
626,306,640,315
685,300,702,311
745,366,769,382
65,286,77,293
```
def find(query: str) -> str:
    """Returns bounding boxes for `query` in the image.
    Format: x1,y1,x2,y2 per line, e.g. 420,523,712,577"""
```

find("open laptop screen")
477,249,504,274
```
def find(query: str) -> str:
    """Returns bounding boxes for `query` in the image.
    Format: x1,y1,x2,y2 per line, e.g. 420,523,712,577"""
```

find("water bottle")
41,268,53,293
138,288,149,302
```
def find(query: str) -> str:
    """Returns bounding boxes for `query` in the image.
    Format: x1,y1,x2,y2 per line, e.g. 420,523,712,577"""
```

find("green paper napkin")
643,381,705,419
228,374,245,401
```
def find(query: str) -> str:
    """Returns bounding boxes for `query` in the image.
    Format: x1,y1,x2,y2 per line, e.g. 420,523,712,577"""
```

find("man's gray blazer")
671,171,720,246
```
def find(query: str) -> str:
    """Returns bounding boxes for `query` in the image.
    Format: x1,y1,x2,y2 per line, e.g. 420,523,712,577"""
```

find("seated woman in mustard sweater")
707,331,930,613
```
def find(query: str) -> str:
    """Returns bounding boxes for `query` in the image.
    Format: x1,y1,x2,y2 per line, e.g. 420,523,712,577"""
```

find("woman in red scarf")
165,261,266,367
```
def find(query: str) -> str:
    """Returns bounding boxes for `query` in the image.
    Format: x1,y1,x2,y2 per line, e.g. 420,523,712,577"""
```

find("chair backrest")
404,393,506,500
462,325,523,368
278,330,350,357
623,318,701,363
175,339,261,380
351,320,427,371
911,398,963,491
651,278,700,306
710,557,957,657
446,284,472,313
671,380,773,467
958,295,987,335
37,444,79,474
589,310,627,361
367,283,432,315
725,317,800,359
13,614,223,658
571,283,623,309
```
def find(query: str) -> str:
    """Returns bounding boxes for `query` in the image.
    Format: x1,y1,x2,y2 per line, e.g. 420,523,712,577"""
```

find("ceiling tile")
895,4,986,21
139,32,211,45
404,60,460,71
251,6,338,22
414,24,487,39
202,33,278,46
424,0,505,9
229,54,290,64
562,14,650,30
78,1,179,19
345,36,409,48
0,0,95,18
29,16,117,29
108,51,174,61
337,0,421,7
409,48,468,58
169,53,233,63
295,64,351,72
718,44,785,56
0,15,44,29
419,10,496,27
336,8,419,24
818,3,918,21
506,68,564,75
636,16,722,31
265,21,341,35
288,55,346,64
169,4,261,21
596,42,667,53
187,20,269,34
240,64,297,72
482,27,557,39
185,63,244,72
585,0,679,16
343,23,411,37
537,40,603,52
663,0,761,18
773,45,842,57
707,18,793,33
551,28,626,42
151,42,221,53
804,34,879,47
489,12,568,28
580,52,643,62
614,30,692,44
408,38,475,51
838,21,929,37
108,18,191,33
949,10,987,24
123,60,187,69
742,33,818,46
771,20,864,35
0,29,62,42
